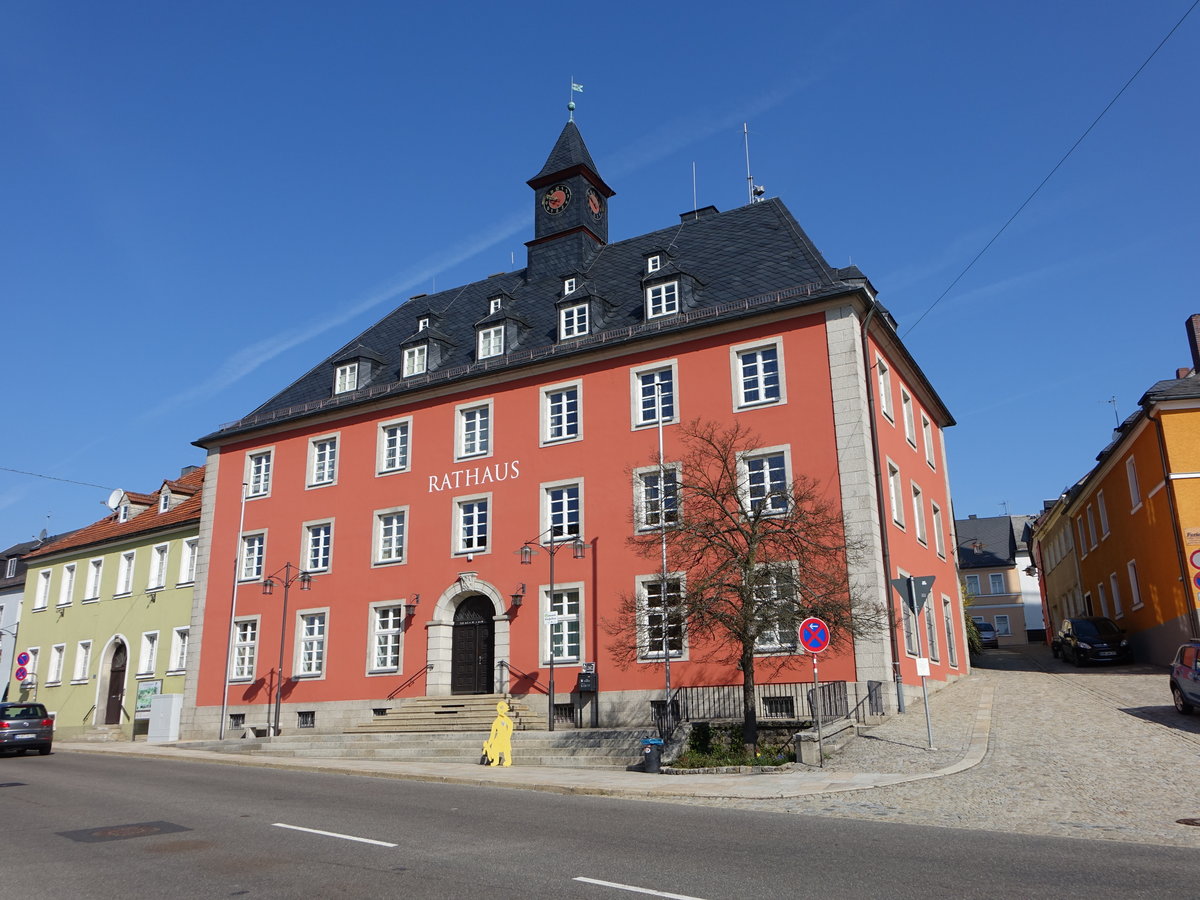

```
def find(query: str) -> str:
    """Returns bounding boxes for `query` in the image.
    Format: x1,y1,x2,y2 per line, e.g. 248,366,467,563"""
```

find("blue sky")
2,1,1198,551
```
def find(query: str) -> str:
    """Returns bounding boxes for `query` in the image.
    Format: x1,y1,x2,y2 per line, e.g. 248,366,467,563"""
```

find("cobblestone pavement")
668,644,1200,848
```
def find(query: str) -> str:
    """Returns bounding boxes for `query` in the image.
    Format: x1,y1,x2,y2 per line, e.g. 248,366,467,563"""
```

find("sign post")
890,575,936,749
798,617,831,766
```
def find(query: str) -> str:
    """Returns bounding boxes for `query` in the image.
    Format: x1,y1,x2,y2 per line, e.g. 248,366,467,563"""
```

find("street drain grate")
1176,818,1200,827
58,821,192,843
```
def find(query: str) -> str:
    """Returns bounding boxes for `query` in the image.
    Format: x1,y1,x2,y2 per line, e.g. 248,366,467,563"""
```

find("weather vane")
569,79,583,121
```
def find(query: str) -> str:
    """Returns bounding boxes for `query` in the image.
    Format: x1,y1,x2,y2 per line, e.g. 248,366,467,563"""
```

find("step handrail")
499,659,550,696
387,664,434,700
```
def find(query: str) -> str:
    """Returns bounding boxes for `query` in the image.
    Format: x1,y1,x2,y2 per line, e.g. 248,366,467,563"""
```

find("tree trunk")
740,648,757,754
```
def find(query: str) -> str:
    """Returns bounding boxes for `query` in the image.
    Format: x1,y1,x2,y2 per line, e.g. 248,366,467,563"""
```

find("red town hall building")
182,119,966,737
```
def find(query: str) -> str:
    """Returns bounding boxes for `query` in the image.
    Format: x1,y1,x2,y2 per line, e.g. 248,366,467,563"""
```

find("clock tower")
526,120,614,280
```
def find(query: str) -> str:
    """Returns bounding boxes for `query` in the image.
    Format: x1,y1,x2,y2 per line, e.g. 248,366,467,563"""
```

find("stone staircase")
351,694,546,733
178,727,655,769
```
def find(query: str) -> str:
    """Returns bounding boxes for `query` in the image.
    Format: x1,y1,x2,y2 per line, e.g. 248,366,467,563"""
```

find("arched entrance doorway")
451,595,495,694
105,641,127,724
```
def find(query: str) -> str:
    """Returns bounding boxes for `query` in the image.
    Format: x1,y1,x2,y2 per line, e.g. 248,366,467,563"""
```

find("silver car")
0,703,54,756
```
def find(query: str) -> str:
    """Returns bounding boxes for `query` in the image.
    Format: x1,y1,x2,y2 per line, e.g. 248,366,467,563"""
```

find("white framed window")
34,570,50,610
1109,573,1123,618
542,382,581,444
246,449,274,498
901,390,916,446
631,363,676,427
876,356,894,421
925,605,939,662
754,567,798,653
179,538,199,584
741,448,790,515
118,504,130,523
544,585,582,664
1126,457,1141,510
887,461,904,526
634,464,680,531
646,254,662,273
901,582,918,655
84,558,103,600
296,611,327,677
1083,591,1093,616
308,434,339,487
168,627,189,673
149,543,169,590
48,644,65,684
455,495,490,554
1096,581,1110,618
403,344,427,377
377,417,412,474
417,316,429,331
543,480,582,540
1086,505,1098,549
58,563,76,606
335,362,358,394
1076,518,1088,558
912,483,927,545
72,640,92,683
477,325,505,359
456,401,492,460
931,503,946,558
240,532,266,582
159,492,171,513
559,303,589,339
25,647,39,676
373,507,408,565
637,574,685,660
646,281,679,318
4,557,15,578
231,618,259,681
988,573,1004,594
731,338,784,409
563,277,577,295
368,603,404,673
944,597,958,667
138,631,159,675
305,521,333,573
965,574,981,596
1127,559,1143,608
994,614,1012,636
116,551,135,595
922,415,936,468
489,297,503,314
1098,491,1109,537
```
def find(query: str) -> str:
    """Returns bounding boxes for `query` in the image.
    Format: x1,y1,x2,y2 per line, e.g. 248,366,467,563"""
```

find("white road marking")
574,876,708,899
272,822,398,847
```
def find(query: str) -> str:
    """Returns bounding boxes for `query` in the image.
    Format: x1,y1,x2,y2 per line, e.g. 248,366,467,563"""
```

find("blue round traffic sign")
14,666,27,682
16,651,29,667
799,617,830,653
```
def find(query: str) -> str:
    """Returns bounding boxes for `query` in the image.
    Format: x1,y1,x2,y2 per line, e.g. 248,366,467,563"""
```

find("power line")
0,466,115,492
902,0,1199,338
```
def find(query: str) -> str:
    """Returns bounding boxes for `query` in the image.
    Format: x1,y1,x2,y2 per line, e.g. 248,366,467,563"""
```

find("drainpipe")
859,297,905,713
1152,413,1200,640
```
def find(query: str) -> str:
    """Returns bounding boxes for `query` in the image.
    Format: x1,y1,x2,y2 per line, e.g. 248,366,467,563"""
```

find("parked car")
0,702,54,756
1052,616,1132,666
1169,641,1200,714
975,620,999,649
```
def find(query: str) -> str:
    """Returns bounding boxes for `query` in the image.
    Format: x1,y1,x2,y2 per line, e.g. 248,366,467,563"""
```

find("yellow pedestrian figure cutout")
482,700,513,767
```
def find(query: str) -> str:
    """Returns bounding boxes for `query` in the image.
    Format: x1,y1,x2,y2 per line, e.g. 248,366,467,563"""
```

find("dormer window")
403,345,427,377
560,303,589,339
563,277,577,295
118,504,130,523
478,325,505,359
418,317,429,331
159,493,171,513
647,255,662,273
646,281,680,318
334,363,358,394
489,297,502,314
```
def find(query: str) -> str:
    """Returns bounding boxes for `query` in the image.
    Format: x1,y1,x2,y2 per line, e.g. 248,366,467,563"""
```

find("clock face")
586,188,604,220
542,184,571,214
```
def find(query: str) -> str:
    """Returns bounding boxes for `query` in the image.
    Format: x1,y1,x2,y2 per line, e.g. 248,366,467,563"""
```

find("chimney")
1186,314,1200,373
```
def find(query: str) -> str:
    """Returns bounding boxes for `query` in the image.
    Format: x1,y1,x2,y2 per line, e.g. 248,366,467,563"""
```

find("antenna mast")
743,123,765,203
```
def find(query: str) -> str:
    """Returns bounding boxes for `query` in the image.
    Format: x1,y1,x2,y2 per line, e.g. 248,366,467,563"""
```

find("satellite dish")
106,489,123,510
38,529,47,541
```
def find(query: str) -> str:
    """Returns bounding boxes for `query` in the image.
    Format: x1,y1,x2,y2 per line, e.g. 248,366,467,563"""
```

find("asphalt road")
5,752,1199,899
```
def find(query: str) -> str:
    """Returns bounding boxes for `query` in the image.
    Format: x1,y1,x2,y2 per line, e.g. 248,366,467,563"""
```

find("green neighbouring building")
9,466,204,741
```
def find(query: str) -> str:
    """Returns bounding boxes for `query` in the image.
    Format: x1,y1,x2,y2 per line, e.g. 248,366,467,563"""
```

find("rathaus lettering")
428,460,521,492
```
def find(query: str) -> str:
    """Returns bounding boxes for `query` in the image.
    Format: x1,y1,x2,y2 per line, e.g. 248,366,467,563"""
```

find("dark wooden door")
451,596,494,694
105,643,127,724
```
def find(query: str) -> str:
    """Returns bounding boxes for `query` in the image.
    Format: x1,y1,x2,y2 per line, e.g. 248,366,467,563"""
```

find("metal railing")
498,660,550,696
387,664,433,700
651,680,853,739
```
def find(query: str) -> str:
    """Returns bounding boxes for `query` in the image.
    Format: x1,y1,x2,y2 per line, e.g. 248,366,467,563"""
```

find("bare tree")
607,418,877,753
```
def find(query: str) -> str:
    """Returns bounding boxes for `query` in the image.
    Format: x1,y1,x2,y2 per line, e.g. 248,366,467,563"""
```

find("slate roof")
24,467,205,560
199,123,952,443
0,534,73,591
956,515,1018,569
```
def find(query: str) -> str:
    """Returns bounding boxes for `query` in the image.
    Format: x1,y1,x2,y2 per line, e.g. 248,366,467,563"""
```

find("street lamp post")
262,562,311,737
519,530,587,732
